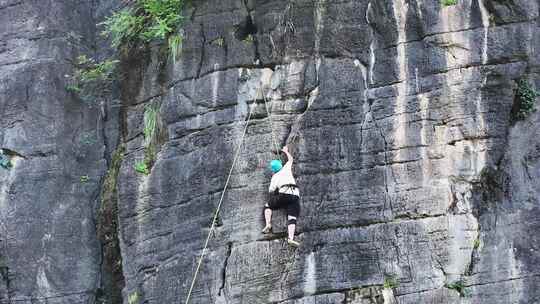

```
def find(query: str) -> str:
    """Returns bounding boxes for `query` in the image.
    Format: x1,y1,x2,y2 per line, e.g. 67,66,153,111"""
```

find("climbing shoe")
287,239,300,248
261,225,272,234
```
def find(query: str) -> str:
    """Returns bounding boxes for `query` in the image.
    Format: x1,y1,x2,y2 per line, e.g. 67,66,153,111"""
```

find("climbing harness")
183,102,254,304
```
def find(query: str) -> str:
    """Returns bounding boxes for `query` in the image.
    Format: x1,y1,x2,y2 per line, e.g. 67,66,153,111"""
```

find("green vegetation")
0,153,11,170
65,84,81,94
243,34,254,43
66,55,118,101
143,104,159,164
442,0,458,6
100,9,145,49
134,161,150,175
97,145,125,304
212,37,225,47
100,0,186,54
514,79,538,120
383,275,399,289
77,55,118,82
473,237,481,249
445,279,470,297
69,1,189,100
128,291,139,304
135,104,162,175
102,146,125,198
80,175,90,183
141,0,184,39
143,104,159,145
168,34,183,63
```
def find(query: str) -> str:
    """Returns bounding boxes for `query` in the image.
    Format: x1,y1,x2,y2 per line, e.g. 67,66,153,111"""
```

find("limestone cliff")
1,0,539,303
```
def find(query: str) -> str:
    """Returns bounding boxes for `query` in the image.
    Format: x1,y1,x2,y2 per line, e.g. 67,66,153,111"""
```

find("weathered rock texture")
0,0,121,303
1,0,540,303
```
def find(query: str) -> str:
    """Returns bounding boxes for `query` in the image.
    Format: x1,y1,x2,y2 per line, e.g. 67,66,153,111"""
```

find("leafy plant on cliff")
66,55,118,101
136,104,162,175
243,34,254,43
71,1,187,104
442,0,458,6
100,0,186,59
143,104,158,156
143,104,158,144
77,55,117,82
100,9,146,48
212,37,224,47
383,275,399,289
513,79,538,121
168,34,183,63
141,0,184,40
128,291,139,304
134,161,150,175
473,237,481,249
445,279,470,297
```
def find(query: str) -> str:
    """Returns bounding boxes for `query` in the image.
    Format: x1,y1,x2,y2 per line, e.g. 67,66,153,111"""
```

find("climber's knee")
264,204,271,211
287,217,297,226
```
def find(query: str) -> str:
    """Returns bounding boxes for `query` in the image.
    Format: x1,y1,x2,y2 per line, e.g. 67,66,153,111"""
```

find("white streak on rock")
211,68,220,105
37,265,52,297
369,41,376,85
393,0,409,162
314,0,327,57
415,67,420,93
478,0,490,64
382,288,397,304
445,214,479,279
303,252,317,295
356,59,369,103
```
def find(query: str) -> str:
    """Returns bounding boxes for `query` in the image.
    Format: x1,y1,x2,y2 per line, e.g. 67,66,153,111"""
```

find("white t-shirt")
269,161,300,196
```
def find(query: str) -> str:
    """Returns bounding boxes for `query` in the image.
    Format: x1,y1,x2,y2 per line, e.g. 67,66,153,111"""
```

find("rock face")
0,0,121,303
1,0,540,303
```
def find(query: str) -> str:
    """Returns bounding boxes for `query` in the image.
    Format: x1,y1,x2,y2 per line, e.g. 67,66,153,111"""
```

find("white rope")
262,90,279,154
184,103,254,304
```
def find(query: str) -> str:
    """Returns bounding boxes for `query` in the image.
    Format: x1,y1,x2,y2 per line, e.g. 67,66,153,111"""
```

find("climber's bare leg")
262,204,272,233
287,215,296,241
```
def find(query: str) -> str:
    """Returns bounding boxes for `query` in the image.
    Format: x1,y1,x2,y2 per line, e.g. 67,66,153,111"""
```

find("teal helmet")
269,160,282,173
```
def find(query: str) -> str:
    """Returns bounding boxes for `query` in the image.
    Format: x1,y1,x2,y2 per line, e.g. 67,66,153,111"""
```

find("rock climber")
262,145,301,247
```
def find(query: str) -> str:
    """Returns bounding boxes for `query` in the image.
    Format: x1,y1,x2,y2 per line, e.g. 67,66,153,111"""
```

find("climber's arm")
281,146,293,167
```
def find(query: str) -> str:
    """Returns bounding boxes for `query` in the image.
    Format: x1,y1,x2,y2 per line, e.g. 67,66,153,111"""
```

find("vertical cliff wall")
0,0,121,302
1,0,540,304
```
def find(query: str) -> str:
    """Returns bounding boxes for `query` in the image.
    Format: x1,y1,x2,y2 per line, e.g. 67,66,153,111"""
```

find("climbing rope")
183,3,310,300
184,67,307,304
262,91,279,154
184,103,254,304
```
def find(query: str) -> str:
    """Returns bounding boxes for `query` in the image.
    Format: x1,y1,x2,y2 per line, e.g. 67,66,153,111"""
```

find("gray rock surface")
0,0,121,303
1,0,540,304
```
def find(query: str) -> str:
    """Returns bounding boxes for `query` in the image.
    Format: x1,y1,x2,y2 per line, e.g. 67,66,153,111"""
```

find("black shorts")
268,193,300,218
